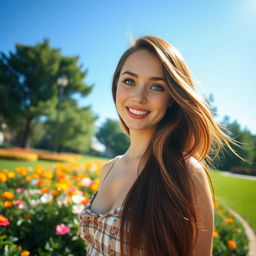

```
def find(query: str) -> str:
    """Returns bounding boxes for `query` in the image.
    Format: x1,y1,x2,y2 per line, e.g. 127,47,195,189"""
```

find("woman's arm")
186,157,214,256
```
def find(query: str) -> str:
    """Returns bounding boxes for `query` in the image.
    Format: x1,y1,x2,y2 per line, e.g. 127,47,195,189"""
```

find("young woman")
77,36,239,256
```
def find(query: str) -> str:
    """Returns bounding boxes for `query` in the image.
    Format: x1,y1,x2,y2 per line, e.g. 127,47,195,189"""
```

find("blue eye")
123,79,135,86
151,84,164,91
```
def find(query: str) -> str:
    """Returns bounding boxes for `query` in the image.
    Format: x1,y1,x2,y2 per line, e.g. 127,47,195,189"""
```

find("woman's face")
116,49,171,133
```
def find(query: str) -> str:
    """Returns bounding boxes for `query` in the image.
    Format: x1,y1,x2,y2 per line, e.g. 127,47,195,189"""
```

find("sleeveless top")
77,156,130,256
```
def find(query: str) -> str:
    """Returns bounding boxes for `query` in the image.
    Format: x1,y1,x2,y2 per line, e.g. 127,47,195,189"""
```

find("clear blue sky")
1,0,255,134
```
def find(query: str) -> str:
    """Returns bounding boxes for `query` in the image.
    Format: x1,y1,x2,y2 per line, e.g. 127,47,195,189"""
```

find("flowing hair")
111,36,240,256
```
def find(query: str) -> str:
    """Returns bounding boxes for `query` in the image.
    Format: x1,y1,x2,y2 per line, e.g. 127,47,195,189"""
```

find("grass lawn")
210,170,256,233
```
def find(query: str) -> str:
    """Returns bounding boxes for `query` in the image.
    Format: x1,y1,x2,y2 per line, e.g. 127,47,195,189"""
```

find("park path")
221,171,256,181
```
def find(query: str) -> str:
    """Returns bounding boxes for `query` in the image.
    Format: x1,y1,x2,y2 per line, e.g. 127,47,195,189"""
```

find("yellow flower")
213,231,219,238
227,240,237,250
0,173,7,182
42,171,53,179
2,192,15,200
55,182,68,191
21,250,30,256
214,201,219,208
91,184,99,192
32,174,39,179
7,172,15,178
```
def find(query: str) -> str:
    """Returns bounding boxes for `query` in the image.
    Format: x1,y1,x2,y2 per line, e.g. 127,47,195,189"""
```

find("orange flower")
1,169,8,174
26,176,32,182
4,201,13,207
0,173,7,182
21,250,30,256
37,180,44,187
225,218,234,224
81,198,90,205
227,240,237,250
213,231,219,238
41,187,50,194
235,228,242,233
2,192,15,200
51,190,59,198
228,212,234,217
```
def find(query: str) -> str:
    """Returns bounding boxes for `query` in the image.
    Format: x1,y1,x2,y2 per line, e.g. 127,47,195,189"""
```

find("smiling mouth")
126,107,150,119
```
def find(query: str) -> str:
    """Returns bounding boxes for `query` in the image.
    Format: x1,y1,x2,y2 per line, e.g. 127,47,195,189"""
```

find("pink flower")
0,215,10,226
56,223,70,235
16,188,25,193
13,200,23,205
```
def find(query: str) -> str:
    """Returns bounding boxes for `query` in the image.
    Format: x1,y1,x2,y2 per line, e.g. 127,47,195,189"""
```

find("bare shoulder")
99,156,120,188
184,156,214,204
184,156,210,185
184,156,214,255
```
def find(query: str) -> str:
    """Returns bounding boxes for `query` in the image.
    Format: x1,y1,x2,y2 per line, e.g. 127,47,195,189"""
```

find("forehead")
120,49,164,77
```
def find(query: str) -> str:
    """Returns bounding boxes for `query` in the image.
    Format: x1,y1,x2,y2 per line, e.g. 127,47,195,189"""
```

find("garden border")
228,207,256,256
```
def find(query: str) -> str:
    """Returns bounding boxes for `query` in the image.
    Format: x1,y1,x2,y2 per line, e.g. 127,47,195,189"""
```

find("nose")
131,86,147,104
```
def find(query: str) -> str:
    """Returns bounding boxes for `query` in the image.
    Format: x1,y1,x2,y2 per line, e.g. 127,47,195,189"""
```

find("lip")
126,106,150,112
126,106,150,119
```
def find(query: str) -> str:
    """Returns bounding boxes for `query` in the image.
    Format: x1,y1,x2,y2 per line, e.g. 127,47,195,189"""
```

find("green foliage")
215,116,256,173
96,118,130,157
213,204,248,256
0,39,95,148
34,100,97,153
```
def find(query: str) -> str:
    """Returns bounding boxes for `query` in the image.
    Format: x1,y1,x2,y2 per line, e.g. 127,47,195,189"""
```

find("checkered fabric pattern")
77,191,128,255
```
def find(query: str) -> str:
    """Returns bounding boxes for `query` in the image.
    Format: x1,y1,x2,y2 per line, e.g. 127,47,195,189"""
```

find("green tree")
96,118,130,157
0,39,94,148
40,101,97,153
216,116,256,173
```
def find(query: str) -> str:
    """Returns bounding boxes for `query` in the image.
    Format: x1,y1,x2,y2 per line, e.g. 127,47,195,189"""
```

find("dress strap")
101,155,120,186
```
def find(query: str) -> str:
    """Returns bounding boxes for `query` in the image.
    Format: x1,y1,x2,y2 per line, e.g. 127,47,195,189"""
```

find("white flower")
72,204,84,214
72,195,84,204
81,177,92,187
40,193,53,203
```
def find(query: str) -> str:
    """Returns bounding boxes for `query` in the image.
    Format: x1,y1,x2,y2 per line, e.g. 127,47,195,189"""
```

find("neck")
124,128,155,161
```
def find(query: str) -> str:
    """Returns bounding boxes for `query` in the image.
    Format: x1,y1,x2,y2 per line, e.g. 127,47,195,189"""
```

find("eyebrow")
121,71,166,82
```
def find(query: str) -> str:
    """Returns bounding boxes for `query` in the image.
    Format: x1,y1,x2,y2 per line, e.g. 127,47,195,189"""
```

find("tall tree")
39,100,97,153
0,39,93,147
96,118,130,157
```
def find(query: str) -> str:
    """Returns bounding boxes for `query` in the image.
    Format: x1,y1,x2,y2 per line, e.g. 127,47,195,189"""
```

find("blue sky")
1,0,255,134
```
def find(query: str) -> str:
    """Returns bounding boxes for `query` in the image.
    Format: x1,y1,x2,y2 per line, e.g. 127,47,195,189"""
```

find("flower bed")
0,148,81,162
0,162,249,256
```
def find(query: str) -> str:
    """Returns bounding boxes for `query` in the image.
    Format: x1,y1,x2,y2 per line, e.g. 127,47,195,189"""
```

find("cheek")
151,95,170,111
116,85,128,105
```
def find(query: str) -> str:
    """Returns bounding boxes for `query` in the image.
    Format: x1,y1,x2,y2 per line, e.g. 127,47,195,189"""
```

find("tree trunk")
20,117,33,148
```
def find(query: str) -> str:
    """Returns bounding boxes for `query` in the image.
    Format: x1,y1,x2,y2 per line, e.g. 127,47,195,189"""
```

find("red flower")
0,215,10,226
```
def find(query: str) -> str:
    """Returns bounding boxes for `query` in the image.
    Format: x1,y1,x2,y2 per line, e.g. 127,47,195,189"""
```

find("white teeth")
128,108,148,115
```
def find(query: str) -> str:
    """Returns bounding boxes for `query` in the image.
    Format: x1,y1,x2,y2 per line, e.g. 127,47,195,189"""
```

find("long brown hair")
111,36,240,256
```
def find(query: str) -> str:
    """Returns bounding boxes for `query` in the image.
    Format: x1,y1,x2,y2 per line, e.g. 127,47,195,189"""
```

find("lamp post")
54,74,68,152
